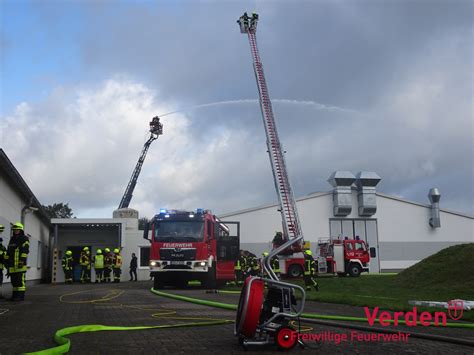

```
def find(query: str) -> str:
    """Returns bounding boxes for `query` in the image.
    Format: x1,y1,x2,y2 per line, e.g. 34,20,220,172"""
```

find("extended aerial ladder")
234,13,307,350
118,116,163,209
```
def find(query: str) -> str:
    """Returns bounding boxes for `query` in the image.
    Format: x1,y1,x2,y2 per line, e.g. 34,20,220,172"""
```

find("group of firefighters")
62,247,123,284
234,246,319,292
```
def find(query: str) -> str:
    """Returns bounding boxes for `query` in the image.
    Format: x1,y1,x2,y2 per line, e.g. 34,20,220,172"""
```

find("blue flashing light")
196,208,204,214
160,208,167,214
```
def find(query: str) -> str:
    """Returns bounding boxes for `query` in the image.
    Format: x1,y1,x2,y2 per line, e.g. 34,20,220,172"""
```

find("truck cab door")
215,221,240,280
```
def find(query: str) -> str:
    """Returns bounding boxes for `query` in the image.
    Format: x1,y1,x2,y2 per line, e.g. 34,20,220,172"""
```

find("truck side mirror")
143,223,150,241
369,247,376,258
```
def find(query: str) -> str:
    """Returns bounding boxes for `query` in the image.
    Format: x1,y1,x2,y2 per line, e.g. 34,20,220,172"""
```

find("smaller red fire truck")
144,209,240,289
274,237,370,278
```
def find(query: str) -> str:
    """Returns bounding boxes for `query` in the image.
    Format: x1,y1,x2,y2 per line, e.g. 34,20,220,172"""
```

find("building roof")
219,190,473,219
0,149,51,225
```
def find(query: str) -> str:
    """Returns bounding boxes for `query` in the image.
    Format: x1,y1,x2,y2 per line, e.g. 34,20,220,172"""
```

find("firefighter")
62,250,74,284
248,251,260,276
79,247,91,283
272,231,284,248
103,248,112,283
262,251,281,279
93,249,104,283
234,250,245,285
303,250,319,291
112,248,122,283
0,225,6,298
4,222,29,301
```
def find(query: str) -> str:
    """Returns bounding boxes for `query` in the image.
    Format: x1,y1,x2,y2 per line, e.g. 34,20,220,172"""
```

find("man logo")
174,247,182,253
447,300,464,321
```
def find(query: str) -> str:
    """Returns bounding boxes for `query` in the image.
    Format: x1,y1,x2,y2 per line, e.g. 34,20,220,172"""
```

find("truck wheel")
348,263,362,277
153,276,164,289
204,265,217,289
287,264,303,278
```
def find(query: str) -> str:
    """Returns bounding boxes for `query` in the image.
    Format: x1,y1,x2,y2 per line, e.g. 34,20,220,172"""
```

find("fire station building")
220,171,474,273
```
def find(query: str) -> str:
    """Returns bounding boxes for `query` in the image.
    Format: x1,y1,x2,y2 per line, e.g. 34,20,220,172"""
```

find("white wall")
220,190,474,271
0,176,51,283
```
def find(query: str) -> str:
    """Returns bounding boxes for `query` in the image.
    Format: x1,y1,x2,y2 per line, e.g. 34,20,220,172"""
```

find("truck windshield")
154,221,204,242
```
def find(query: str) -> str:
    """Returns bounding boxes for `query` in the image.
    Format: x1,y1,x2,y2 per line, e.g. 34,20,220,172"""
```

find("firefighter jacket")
113,254,122,269
80,252,90,268
62,255,73,271
5,233,29,273
249,254,260,271
271,256,280,273
0,243,6,270
303,254,316,276
104,253,112,268
94,254,104,269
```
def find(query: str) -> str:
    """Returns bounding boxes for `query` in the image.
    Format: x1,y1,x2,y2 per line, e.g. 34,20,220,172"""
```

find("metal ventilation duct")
328,171,356,216
356,171,381,216
428,188,441,228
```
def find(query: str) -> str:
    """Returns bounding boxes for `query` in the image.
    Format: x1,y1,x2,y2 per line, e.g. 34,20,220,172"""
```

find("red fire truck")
144,209,240,289
275,238,370,278
316,238,370,277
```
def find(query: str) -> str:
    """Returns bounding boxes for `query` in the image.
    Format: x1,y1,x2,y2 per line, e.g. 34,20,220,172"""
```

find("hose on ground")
24,289,233,355
151,289,474,329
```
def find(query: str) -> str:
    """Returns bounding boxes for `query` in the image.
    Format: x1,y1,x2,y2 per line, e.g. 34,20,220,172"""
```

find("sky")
0,0,472,219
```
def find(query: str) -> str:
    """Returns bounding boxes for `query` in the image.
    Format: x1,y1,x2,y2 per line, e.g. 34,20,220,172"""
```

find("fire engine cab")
144,209,240,289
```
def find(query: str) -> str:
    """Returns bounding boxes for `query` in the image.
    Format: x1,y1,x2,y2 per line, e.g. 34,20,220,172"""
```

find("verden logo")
448,300,464,321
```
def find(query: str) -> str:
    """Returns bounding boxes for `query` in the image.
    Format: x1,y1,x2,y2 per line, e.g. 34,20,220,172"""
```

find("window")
355,242,366,251
154,221,204,242
139,246,150,267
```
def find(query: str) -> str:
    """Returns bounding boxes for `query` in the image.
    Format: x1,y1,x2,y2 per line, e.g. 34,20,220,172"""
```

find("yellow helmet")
105,248,110,253
114,248,120,253
12,222,24,230
0,224,4,232
262,251,269,257
97,249,102,254
305,250,312,256
66,250,72,256
83,246,89,251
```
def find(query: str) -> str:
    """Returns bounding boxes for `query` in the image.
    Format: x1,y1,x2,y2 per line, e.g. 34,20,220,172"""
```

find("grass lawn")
223,274,474,322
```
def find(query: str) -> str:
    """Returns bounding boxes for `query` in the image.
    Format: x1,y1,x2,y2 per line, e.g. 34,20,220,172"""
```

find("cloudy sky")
1,0,472,218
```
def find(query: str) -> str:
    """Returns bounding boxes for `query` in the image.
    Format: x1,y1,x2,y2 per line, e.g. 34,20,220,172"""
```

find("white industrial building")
220,171,474,273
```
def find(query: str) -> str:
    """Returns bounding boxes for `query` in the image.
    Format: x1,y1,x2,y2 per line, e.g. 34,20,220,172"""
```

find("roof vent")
356,171,381,216
428,188,441,228
328,171,356,216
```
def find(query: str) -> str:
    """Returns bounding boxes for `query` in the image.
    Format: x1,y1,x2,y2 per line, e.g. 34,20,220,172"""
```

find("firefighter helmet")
97,249,102,254
83,246,89,251
105,248,110,253
0,224,4,232
305,250,312,256
12,222,24,230
114,248,120,253
66,250,72,256
262,251,269,257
